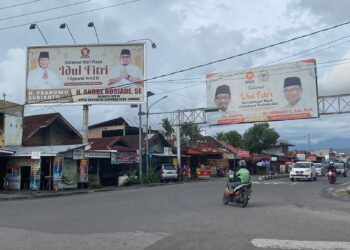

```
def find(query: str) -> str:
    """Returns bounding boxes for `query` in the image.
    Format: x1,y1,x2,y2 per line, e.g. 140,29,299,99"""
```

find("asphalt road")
0,176,349,250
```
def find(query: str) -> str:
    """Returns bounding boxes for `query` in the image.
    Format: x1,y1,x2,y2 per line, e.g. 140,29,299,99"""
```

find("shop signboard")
111,152,138,164
206,59,318,125
26,44,145,105
53,155,63,181
31,151,41,159
84,151,110,158
111,152,117,165
79,159,89,183
73,149,84,160
30,159,41,190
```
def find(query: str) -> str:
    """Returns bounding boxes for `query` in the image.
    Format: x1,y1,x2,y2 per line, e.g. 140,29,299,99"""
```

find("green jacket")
236,168,250,183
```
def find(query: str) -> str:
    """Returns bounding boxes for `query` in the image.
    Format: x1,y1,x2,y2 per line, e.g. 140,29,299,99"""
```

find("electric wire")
0,0,141,31
0,0,41,10
0,0,93,22
3,20,350,110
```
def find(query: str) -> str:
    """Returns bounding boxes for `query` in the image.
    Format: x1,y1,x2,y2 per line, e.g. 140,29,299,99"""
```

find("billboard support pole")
83,105,89,144
138,104,143,180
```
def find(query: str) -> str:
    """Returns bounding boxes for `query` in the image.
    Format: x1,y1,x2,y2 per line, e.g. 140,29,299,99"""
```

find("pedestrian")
182,164,188,182
186,165,191,181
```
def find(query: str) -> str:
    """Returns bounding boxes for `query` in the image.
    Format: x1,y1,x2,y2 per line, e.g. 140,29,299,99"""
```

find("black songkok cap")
39,51,49,59
215,84,231,96
120,49,131,55
284,77,302,88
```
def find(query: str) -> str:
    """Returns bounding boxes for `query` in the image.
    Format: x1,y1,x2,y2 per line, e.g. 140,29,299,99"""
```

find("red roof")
218,141,250,158
23,113,82,143
23,113,60,141
88,137,120,151
88,136,138,152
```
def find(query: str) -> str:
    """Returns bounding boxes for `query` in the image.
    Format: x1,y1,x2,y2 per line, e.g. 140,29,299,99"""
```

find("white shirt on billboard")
283,98,306,109
27,67,61,89
108,64,143,87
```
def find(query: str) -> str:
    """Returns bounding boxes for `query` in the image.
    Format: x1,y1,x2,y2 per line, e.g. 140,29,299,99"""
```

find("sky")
1,0,350,148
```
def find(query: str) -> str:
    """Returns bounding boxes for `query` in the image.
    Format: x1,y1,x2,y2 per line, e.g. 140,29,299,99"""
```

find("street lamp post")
59,23,76,45
29,24,48,44
87,22,100,43
145,95,168,176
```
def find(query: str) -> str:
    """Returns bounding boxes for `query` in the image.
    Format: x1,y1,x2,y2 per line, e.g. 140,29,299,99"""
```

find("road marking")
251,238,350,249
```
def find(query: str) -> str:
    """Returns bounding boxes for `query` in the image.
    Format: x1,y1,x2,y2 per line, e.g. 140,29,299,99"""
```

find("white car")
290,161,317,181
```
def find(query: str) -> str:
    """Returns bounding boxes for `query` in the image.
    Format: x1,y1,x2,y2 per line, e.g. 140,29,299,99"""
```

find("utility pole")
307,133,311,153
82,105,89,144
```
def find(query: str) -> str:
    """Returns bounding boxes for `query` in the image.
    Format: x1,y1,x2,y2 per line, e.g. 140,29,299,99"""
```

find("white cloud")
318,50,350,96
0,48,26,103
1,0,350,148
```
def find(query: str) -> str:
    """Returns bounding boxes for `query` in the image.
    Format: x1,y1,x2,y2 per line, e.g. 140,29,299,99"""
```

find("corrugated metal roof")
0,149,14,155
3,144,87,157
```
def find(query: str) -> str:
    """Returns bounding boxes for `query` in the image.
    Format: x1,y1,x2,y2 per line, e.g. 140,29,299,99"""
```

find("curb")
257,174,289,181
0,178,215,201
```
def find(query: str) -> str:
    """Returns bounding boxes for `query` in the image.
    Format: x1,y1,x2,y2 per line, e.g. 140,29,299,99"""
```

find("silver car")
313,163,325,176
334,163,348,177
156,164,178,182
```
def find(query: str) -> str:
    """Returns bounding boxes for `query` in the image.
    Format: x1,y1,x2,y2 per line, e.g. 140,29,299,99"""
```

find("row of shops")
0,108,296,191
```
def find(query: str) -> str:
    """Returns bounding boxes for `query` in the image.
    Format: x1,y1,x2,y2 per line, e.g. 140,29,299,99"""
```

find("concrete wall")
4,114,23,146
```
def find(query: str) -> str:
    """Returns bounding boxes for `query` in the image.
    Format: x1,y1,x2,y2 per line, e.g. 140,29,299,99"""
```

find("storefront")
86,151,139,186
1,144,86,190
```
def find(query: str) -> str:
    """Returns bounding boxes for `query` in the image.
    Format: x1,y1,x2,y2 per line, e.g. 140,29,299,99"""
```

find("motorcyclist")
327,162,336,173
227,160,251,189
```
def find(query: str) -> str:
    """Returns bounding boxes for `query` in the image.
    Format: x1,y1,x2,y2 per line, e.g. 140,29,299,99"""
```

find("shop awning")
2,144,87,157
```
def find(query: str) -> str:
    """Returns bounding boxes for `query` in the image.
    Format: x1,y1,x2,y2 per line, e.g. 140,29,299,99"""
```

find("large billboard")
206,59,318,125
26,44,145,105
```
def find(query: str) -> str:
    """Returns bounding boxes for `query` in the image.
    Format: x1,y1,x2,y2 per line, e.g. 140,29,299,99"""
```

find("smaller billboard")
206,59,318,125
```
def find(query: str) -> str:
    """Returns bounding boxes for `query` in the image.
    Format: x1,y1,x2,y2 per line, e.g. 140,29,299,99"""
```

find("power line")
3,21,350,110
3,55,350,112
148,34,350,85
0,0,92,22
0,0,141,31
266,34,350,65
0,0,41,10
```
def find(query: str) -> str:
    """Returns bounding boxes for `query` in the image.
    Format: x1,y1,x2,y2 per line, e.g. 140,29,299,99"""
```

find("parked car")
313,163,325,176
290,161,317,181
334,162,348,177
155,164,178,182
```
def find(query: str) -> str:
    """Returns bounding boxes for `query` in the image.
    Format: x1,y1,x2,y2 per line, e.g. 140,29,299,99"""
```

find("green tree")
243,122,279,154
180,123,203,145
161,118,174,139
216,130,242,148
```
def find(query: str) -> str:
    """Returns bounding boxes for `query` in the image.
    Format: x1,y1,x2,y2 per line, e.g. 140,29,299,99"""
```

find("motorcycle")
222,178,252,207
327,170,336,184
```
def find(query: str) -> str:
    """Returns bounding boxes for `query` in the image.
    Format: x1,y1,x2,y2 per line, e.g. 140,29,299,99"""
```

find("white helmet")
239,160,246,167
